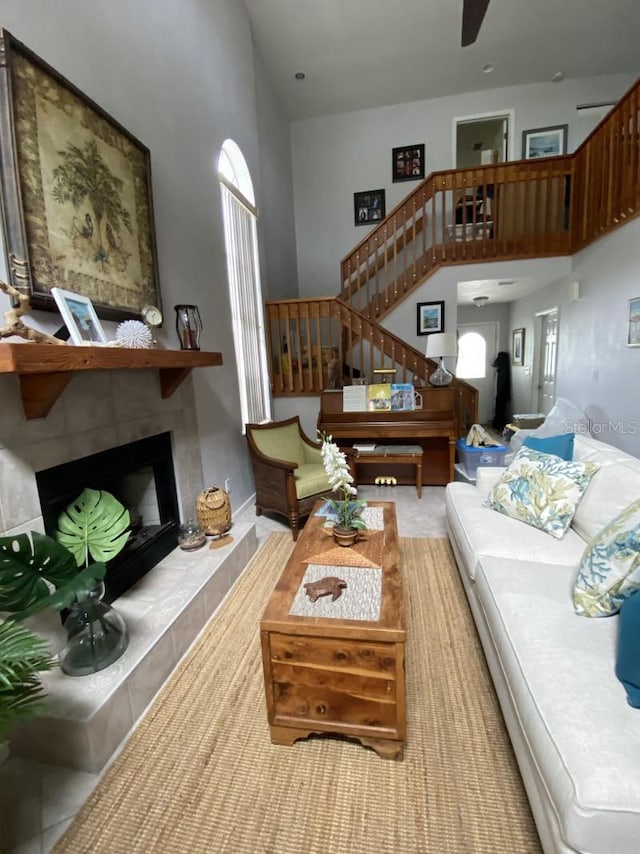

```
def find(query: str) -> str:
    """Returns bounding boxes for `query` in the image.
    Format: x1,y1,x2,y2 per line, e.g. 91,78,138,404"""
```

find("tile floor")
0,485,446,853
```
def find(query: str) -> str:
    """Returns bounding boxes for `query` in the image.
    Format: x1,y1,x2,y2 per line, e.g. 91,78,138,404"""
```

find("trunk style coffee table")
260,501,405,760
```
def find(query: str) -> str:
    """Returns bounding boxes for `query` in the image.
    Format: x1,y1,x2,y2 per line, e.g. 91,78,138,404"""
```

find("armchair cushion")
250,421,306,466
295,464,332,499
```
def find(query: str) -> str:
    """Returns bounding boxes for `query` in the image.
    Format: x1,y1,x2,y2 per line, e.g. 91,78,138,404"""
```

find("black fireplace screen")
36,432,179,602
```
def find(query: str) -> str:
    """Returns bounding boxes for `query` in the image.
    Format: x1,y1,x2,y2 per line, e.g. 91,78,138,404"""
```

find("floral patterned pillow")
573,498,640,617
484,446,599,539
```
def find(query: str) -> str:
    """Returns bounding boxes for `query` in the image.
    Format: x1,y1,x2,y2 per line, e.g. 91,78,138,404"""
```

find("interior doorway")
536,309,559,415
456,321,499,425
453,110,515,168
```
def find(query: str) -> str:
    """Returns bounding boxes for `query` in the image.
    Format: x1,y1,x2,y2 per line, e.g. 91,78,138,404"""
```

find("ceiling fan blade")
461,0,490,47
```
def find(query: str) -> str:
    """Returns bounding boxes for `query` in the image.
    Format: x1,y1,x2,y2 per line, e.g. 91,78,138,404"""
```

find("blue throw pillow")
523,432,574,461
615,591,640,708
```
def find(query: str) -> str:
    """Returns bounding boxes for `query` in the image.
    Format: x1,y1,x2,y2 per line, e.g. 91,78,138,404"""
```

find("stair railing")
340,158,574,321
266,296,478,432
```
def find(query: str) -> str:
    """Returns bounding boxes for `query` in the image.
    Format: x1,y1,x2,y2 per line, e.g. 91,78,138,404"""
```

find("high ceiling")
243,0,640,121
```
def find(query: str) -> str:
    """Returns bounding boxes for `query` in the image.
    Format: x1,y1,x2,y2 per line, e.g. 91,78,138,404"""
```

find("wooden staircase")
266,77,640,433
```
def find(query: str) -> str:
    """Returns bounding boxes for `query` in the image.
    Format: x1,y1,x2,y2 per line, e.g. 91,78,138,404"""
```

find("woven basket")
195,487,232,537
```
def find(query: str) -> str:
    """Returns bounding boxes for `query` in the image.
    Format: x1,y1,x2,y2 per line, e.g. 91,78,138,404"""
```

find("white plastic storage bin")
456,439,507,479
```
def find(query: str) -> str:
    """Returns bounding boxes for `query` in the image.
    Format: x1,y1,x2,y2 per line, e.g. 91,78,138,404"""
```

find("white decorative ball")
116,320,154,349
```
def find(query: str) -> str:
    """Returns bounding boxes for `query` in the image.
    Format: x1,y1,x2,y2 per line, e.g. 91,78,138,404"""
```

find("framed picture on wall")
512,328,525,365
416,301,445,336
0,29,162,321
392,143,425,182
521,124,568,159
627,297,640,347
354,189,386,225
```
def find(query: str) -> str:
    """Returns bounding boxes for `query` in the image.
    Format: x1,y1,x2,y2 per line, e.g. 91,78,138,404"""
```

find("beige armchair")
246,416,354,540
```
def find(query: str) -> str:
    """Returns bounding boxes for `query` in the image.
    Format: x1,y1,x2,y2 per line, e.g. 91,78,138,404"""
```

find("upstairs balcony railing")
340,157,573,321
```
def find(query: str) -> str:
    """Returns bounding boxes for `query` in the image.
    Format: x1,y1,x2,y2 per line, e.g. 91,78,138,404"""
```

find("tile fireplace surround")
0,368,258,773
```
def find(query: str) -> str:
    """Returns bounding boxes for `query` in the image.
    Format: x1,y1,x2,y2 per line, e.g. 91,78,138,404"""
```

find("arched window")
456,331,486,379
218,140,271,430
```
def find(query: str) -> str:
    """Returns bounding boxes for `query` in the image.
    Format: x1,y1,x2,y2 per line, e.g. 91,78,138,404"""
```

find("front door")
456,321,499,425
537,310,558,415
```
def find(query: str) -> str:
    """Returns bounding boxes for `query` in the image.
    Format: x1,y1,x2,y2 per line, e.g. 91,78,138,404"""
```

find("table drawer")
269,633,398,677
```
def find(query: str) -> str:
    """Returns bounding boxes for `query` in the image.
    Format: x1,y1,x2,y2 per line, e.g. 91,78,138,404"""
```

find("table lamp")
425,332,457,387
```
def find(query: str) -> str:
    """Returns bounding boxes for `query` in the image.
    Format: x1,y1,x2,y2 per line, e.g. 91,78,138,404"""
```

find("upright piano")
317,387,457,485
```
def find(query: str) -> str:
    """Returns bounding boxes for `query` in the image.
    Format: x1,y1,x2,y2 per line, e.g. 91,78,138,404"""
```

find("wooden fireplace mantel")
0,342,223,420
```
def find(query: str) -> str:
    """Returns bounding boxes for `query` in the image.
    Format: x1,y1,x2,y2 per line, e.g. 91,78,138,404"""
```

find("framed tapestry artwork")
521,124,568,160
512,328,525,365
354,189,386,226
0,29,161,321
416,301,445,336
51,287,108,345
392,143,425,182
627,297,640,347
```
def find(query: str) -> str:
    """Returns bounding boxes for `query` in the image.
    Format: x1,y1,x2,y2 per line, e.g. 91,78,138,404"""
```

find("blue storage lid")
456,438,507,453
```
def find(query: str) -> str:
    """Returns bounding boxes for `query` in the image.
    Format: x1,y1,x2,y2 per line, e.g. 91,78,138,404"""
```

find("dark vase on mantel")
59,583,129,677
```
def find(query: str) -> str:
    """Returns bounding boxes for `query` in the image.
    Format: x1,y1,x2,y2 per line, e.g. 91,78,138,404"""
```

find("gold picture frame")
0,29,161,321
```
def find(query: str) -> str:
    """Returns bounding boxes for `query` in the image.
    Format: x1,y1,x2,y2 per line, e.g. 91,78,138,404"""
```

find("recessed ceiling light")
552,71,564,83
482,63,494,75
294,71,306,80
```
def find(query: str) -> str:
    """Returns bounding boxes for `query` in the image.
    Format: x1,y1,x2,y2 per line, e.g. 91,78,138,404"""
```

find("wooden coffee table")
260,501,405,759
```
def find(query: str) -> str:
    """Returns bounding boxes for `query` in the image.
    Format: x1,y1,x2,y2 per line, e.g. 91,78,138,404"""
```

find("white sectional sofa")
445,432,640,854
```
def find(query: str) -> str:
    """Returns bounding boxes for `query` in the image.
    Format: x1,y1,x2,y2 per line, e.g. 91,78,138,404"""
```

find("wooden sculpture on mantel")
0,279,65,345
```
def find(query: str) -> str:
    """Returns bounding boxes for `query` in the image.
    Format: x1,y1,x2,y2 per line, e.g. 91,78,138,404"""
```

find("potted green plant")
0,619,57,753
0,488,131,676
319,432,367,546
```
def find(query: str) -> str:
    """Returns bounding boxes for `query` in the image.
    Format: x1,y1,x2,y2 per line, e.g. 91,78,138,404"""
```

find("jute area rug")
56,535,541,854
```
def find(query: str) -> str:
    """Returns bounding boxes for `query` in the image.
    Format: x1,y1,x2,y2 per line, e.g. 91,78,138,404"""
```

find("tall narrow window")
218,140,271,430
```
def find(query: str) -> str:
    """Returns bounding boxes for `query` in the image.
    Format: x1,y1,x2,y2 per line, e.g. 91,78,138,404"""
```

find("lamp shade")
425,332,457,359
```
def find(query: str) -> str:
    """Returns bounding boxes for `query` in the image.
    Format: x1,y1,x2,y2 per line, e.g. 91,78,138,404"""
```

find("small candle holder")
177,519,206,551
174,304,203,350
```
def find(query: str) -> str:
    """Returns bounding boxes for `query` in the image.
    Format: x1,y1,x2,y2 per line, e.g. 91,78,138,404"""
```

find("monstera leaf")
56,488,131,568
0,532,106,619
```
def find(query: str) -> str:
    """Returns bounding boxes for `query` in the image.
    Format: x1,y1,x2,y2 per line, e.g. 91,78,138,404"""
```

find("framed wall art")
51,287,108,345
512,327,525,365
354,189,386,226
392,143,425,182
416,301,445,336
521,124,568,160
0,29,162,321
627,297,640,347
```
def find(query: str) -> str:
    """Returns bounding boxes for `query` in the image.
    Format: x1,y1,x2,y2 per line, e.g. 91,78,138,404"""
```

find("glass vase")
59,583,129,677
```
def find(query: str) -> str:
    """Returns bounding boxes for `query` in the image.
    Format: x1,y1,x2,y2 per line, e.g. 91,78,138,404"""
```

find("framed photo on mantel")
0,28,162,321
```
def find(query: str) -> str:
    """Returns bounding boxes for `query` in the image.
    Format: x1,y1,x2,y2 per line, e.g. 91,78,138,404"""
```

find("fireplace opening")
36,432,180,602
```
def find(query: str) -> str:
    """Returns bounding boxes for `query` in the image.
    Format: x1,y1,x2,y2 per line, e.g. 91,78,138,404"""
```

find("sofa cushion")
616,591,640,708
475,556,640,854
523,431,574,460
445,482,586,581
573,498,640,617
572,461,640,543
484,446,599,539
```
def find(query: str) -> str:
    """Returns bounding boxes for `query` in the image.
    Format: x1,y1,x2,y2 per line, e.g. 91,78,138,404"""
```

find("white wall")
0,0,299,511
558,220,640,454
505,218,640,455
291,73,636,298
